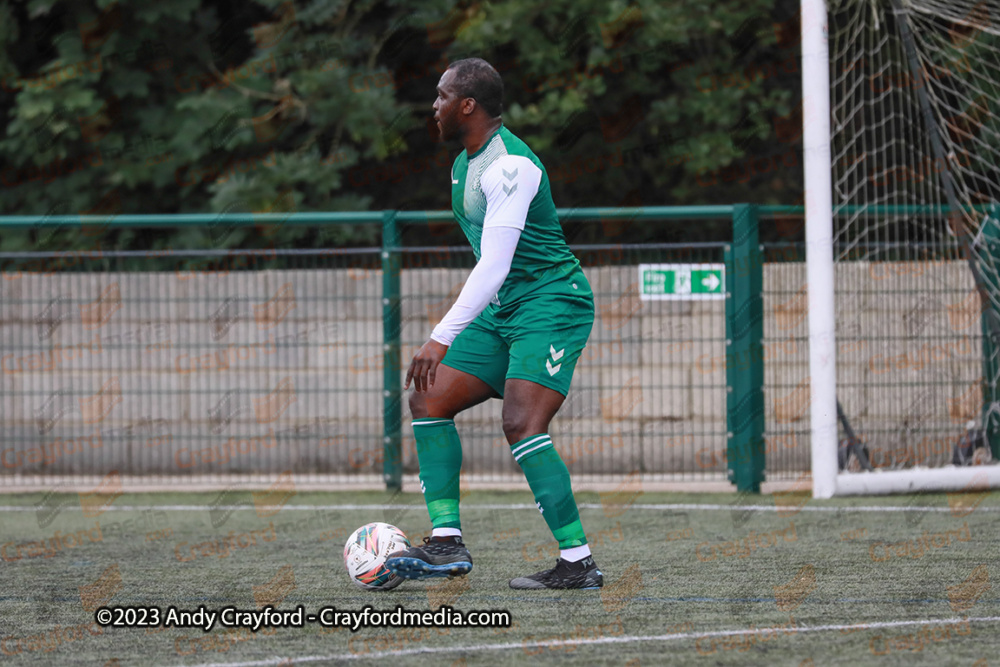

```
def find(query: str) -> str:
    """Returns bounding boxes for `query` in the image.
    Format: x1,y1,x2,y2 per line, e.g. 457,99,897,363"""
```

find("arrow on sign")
702,274,721,291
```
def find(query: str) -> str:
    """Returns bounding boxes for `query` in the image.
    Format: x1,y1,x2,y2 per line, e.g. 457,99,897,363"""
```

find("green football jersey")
450,125,589,310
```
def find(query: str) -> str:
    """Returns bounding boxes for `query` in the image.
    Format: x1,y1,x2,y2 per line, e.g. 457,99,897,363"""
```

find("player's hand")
405,339,449,393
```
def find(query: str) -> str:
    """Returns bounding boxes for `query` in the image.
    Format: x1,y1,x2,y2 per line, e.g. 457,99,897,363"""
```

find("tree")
0,0,804,251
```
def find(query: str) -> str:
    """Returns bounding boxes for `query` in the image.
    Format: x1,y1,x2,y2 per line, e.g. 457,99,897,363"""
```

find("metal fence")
759,235,997,480
760,241,810,482
396,241,728,486
0,206,795,491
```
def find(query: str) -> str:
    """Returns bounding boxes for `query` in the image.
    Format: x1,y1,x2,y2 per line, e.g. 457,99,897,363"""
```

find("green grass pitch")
1,489,998,666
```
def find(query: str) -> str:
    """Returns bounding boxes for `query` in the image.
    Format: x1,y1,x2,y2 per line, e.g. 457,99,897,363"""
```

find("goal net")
817,0,1000,493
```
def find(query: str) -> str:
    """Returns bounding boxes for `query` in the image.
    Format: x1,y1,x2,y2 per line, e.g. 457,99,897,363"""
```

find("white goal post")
804,0,1000,496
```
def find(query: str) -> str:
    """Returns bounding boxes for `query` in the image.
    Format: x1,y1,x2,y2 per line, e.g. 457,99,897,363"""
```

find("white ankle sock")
560,544,592,562
432,527,462,538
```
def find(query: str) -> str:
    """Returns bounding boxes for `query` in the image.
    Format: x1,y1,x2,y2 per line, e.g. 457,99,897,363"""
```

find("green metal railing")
7,202,996,491
386,205,770,491
0,205,801,492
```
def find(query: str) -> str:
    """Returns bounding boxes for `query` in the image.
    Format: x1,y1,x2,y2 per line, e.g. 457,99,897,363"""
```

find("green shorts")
442,289,595,397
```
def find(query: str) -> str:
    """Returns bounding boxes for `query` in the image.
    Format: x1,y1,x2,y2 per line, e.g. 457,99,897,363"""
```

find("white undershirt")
430,155,542,346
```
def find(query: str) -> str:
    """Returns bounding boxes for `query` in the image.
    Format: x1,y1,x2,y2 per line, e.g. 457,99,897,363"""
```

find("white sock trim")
414,419,455,426
511,434,550,457
560,544,592,562
514,441,553,462
432,527,462,538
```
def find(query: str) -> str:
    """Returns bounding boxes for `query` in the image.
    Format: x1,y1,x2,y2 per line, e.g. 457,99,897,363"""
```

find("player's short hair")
446,58,503,118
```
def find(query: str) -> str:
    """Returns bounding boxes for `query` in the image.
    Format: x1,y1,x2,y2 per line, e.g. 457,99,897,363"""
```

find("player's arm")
406,155,543,393
428,155,543,351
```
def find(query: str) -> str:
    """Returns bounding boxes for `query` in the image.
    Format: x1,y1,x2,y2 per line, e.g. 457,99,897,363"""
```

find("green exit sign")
639,264,725,300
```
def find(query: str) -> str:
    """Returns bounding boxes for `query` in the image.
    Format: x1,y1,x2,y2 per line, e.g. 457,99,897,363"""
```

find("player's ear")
462,97,476,116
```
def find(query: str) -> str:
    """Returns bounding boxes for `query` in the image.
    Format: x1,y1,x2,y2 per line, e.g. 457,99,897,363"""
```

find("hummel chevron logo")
452,179,458,184
536,501,544,514
502,183,518,196
546,344,565,376
502,168,518,180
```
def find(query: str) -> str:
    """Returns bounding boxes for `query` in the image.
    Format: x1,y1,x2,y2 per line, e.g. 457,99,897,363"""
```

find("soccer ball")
344,522,410,590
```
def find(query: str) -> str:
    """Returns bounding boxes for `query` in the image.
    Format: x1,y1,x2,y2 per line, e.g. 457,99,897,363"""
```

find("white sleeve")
429,225,521,346
479,155,542,230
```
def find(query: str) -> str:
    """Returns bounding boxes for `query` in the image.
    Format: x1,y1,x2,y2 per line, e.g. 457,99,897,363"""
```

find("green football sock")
412,417,463,529
511,433,587,549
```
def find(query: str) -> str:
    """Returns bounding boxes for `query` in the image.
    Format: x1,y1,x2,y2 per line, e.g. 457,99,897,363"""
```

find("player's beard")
437,112,461,143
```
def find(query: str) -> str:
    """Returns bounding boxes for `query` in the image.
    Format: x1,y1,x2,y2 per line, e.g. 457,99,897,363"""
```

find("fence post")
382,210,403,490
726,204,765,493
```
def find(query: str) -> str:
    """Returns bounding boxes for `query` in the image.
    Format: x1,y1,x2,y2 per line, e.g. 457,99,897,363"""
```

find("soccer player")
385,58,603,590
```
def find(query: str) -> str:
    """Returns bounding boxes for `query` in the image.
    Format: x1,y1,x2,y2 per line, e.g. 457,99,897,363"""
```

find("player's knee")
502,410,541,445
408,390,428,419
415,387,462,419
